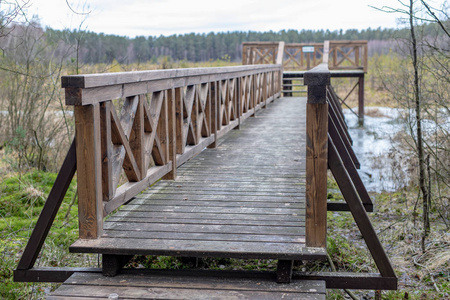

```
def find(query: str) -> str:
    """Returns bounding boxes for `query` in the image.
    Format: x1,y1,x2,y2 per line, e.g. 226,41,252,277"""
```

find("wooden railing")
242,42,285,65
284,42,325,70
243,40,368,72
328,40,368,72
63,65,282,239
304,63,397,287
14,64,282,280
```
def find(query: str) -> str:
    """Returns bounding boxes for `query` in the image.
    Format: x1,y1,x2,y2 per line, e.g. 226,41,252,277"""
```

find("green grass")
2,170,449,299
0,170,81,299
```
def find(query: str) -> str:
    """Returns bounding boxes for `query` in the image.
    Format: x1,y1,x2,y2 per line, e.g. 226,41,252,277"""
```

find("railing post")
208,81,218,148
276,41,285,65
304,63,330,248
164,88,177,179
74,104,103,239
358,74,365,126
100,101,114,201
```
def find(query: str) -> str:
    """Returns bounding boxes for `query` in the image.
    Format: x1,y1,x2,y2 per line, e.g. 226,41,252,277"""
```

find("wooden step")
48,270,326,300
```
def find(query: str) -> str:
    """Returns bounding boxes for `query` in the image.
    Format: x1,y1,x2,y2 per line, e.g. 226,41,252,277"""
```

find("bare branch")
420,0,450,38
65,0,91,15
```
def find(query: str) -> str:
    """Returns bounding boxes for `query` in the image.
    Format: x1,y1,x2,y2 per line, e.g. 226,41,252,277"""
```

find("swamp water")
344,107,412,193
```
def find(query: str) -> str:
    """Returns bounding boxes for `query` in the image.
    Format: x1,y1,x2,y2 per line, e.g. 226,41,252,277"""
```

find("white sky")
25,0,447,37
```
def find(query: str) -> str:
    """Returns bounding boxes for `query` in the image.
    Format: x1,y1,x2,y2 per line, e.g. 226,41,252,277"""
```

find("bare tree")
373,0,450,251
0,0,29,38
0,19,72,171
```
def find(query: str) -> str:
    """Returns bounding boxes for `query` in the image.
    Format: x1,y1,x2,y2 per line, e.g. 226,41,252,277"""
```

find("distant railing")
243,40,368,72
284,42,325,70
242,42,285,65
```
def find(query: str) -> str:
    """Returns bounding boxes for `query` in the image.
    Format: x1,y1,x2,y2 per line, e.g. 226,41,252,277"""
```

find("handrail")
243,40,368,72
304,62,396,279
62,64,283,239
242,42,285,66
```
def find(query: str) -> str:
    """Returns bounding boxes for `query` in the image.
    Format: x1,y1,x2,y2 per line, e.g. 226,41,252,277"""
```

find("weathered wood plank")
129,95,145,180
110,99,141,182
70,97,325,262
328,137,396,277
102,222,305,235
119,204,303,215
103,230,305,244
294,271,397,290
71,238,325,260
50,271,326,299
163,88,177,179
110,211,304,223
104,164,172,216
74,104,103,239
305,102,328,248
305,64,330,248
62,65,281,89
107,215,304,226
16,140,77,270
100,102,114,201
14,267,101,283
129,199,304,208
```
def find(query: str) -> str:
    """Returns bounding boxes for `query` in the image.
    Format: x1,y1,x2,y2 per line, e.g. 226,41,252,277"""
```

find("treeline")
44,27,414,65
0,21,439,66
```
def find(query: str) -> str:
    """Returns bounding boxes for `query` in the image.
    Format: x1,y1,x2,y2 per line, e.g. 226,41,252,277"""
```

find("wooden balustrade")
304,62,396,282
242,42,285,65
329,40,368,72
243,40,368,72
62,65,282,239
15,44,396,291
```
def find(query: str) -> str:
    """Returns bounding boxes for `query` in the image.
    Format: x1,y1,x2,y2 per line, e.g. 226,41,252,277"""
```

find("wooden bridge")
14,41,397,298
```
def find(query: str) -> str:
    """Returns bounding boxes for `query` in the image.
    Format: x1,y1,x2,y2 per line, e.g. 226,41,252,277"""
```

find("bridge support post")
304,63,330,248
358,74,365,126
102,254,133,277
277,260,294,283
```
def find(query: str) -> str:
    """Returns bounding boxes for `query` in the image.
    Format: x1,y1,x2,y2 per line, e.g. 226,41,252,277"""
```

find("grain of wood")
74,104,103,239
70,97,324,260
49,271,326,299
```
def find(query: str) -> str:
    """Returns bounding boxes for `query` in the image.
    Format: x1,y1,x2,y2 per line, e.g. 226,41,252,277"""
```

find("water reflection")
344,107,409,192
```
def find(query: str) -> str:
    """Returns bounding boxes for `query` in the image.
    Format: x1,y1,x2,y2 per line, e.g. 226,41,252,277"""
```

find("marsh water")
343,107,411,193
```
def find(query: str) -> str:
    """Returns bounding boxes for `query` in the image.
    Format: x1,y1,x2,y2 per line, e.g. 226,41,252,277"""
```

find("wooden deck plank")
70,97,326,261
71,238,325,260
106,215,304,226
102,231,305,243
108,211,305,223
122,199,304,208
49,271,326,300
114,205,303,215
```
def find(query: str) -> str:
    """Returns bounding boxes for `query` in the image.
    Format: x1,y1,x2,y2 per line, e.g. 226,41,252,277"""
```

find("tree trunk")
409,0,430,252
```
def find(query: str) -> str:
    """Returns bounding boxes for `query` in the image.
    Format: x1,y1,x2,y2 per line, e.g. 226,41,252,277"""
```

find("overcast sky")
26,0,446,37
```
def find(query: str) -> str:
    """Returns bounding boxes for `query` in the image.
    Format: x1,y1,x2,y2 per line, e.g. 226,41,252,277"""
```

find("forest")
42,23,443,64
0,1,449,299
